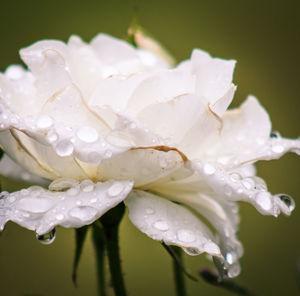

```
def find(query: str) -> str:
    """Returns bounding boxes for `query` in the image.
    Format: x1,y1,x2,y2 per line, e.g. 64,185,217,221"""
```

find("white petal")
20,41,71,110
0,179,133,235
9,128,89,180
126,69,196,115
0,130,57,180
90,33,142,74
190,49,236,104
125,190,221,256
191,161,294,217
137,94,205,145
97,146,186,187
0,154,49,186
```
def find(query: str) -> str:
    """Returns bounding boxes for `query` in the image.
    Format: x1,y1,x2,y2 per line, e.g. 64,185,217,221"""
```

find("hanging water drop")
36,228,56,245
270,131,280,138
277,194,295,211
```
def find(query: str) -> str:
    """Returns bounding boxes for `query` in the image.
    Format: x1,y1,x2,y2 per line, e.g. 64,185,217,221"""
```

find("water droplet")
277,194,295,211
46,131,58,143
229,173,242,182
153,220,169,231
55,140,74,157
227,263,241,278
184,247,200,256
223,185,233,197
69,206,98,222
6,65,23,80
90,198,97,203
145,207,154,214
177,229,196,243
255,192,272,211
272,145,284,153
129,122,136,129
104,150,113,158
108,182,124,197
225,252,236,265
203,163,216,175
56,213,64,221
80,180,95,193
270,131,280,138
36,115,53,129
241,177,255,190
67,187,79,196
76,126,99,143
36,228,56,245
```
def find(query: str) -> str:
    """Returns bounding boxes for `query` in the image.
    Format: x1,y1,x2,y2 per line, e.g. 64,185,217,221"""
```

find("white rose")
0,33,299,277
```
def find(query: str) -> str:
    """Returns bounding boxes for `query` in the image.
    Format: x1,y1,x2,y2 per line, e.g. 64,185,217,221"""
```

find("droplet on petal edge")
36,228,56,245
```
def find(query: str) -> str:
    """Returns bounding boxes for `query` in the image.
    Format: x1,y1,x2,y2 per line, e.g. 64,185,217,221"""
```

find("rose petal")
125,190,222,257
0,179,133,235
0,154,49,186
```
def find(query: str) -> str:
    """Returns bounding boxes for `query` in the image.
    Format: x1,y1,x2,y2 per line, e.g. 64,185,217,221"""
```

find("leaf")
72,225,89,287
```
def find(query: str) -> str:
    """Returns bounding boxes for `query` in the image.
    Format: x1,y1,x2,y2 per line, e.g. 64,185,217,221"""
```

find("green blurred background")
0,0,299,295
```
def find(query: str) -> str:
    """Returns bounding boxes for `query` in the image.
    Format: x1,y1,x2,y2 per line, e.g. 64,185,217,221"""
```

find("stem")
100,203,127,296
92,222,107,296
172,247,187,296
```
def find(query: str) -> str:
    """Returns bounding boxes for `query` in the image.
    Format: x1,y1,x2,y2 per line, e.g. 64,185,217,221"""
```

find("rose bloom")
0,33,299,278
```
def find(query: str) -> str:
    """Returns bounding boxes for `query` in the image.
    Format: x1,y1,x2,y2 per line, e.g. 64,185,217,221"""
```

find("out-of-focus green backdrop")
0,0,299,295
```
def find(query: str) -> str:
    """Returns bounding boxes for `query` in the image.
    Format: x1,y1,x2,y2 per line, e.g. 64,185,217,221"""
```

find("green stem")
173,247,187,296
100,203,127,296
92,222,107,296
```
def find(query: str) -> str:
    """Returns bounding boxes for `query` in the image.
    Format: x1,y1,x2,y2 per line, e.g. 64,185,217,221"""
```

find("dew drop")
80,180,95,193
277,194,295,211
229,172,242,182
108,182,124,197
36,115,53,129
56,213,64,221
67,187,79,196
203,163,216,175
225,252,236,265
104,150,113,158
145,207,154,215
46,131,58,143
69,206,98,222
6,65,24,80
223,185,232,197
36,228,56,245
153,220,169,231
270,131,280,138
241,177,255,190
271,145,284,153
55,140,74,157
177,229,196,243
227,263,241,278
76,126,99,143
184,247,200,256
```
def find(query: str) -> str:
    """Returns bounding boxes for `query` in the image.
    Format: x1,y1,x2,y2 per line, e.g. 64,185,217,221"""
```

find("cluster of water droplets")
198,161,295,217
0,178,133,241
